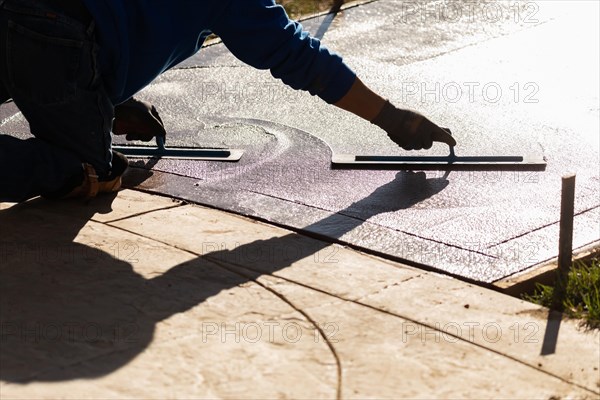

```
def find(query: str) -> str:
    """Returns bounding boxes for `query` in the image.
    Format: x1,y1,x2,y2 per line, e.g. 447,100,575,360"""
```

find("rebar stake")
554,173,576,309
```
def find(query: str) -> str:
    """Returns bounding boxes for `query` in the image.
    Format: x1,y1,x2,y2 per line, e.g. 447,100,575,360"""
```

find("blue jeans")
0,0,114,202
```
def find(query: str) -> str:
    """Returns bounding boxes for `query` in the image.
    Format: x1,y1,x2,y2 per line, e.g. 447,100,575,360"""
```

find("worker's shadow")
0,171,448,383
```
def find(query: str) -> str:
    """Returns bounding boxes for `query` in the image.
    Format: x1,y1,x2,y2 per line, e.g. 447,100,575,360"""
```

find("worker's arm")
334,77,456,150
333,77,386,121
214,1,454,151
213,1,356,104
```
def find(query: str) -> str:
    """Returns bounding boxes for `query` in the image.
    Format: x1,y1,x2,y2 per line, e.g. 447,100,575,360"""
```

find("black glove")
113,97,167,142
371,100,456,150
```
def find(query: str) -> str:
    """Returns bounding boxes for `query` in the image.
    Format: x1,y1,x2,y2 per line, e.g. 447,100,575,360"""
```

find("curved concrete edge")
1,189,598,398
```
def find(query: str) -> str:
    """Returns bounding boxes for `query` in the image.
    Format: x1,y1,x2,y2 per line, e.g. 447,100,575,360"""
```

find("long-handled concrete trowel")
113,136,244,161
331,129,546,171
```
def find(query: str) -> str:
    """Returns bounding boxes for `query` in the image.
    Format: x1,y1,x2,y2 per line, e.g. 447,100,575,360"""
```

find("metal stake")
554,174,576,309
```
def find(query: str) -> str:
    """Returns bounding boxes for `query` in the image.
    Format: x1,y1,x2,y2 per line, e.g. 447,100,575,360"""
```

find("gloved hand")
113,97,167,142
371,100,456,150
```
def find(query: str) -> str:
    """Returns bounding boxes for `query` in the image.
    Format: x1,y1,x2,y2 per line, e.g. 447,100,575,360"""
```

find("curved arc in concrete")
189,117,334,184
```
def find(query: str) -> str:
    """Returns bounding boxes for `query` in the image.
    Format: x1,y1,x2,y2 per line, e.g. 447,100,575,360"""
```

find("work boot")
64,151,129,199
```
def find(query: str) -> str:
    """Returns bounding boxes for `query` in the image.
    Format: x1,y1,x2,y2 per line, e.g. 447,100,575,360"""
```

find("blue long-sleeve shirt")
81,0,357,105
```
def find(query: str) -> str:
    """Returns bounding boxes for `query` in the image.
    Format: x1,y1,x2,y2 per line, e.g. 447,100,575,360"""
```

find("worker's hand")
113,97,167,142
371,101,456,150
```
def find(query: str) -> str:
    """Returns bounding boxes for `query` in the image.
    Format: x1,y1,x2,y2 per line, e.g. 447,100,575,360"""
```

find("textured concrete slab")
128,0,598,283
1,0,598,284
1,191,598,398
120,116,597,283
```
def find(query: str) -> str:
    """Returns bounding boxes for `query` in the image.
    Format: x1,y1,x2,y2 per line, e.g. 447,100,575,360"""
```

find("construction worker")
0,0,455,202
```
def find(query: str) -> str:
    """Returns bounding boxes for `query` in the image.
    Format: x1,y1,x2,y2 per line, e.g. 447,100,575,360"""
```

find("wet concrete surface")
1,1,598,283
121,117,598,283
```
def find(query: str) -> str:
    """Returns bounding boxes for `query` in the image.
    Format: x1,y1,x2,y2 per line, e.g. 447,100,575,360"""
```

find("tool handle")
156,136,166,151
443,128,456,158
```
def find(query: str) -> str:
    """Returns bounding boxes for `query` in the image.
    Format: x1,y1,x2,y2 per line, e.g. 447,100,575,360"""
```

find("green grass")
205,1,344,44
278,0,345,20
524,257,600,330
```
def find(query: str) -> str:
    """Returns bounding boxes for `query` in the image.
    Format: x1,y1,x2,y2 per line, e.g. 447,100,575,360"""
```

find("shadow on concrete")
540,310,563,356
0,171,448,382
540,274,569,355
314,0,344,40
122,164,157,188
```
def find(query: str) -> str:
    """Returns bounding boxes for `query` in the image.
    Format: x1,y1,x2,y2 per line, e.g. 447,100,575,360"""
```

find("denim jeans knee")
0,0,114,201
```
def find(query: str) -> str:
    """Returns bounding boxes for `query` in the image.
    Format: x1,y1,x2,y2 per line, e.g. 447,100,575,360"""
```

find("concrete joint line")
209,259,344,400
96,203,185,225
104,221,345,398
485,204,600,249
214,260,600,396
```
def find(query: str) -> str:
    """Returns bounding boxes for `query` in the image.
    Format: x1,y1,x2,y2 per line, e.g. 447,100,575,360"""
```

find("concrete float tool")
332,130,547,171
113,136,244,161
